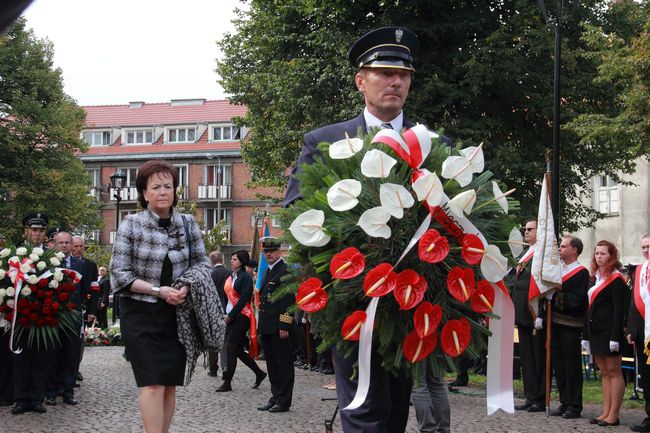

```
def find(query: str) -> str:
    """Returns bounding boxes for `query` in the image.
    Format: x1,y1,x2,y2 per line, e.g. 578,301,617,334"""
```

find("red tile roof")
83,99,247,128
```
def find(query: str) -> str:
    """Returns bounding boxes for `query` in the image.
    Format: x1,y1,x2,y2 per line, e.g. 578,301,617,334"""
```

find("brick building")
78,98,283,258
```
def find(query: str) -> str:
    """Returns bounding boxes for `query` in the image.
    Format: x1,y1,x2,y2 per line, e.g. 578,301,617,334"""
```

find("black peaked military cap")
46,227,62,241
348,26,419,71
260,236,281,251
22,212,49,228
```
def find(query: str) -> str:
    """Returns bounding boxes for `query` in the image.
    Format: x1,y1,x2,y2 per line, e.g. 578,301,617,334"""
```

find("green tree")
202,220,232,253
0,18,100,243
218,0,646,231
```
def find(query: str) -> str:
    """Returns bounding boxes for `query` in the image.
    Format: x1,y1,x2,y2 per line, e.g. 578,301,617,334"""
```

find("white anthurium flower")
327,179,362,211
379,183,415,219
32,247,44,256
447,189,477,216
360,149,397,178
411,170,443,207
16,247,27,256
357,207,392,239
6,287,15,297
55,251,65,260
289,209,331,247
458,144,485,173
508,227,525,258
22,285,33,295
37,261,46,271
441,156,473,187
54,271,64,282
329,135,364,159
492,181,509,213
29,253,39,261
481,244,509,283
50,257,61,267
49,280,59,289
0,248,10,258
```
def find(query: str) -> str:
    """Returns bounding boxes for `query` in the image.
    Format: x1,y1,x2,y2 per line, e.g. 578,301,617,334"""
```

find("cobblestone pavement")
1,346,646,432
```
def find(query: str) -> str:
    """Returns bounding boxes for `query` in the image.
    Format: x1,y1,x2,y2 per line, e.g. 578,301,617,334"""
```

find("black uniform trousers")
550,324,583,412
634,336,650,418
261,333,294,408
518,325,546,405
45,333,81,400
333,347,412,433
13,347,48,408
0,330,14,404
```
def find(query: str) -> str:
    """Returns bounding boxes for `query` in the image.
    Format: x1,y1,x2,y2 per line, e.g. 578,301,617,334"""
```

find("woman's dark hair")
590,240,621,277
136,160,179,209
233,250,250,270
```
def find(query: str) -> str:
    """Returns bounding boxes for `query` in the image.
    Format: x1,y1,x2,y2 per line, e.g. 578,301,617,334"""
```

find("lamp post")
110,170,127,231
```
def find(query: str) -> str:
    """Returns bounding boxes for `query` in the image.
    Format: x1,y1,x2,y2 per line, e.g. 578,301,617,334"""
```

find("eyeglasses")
524,228,537,232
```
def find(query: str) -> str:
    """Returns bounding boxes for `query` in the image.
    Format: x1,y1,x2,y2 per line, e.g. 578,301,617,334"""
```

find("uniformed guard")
256,237,294,413
22,212,48,247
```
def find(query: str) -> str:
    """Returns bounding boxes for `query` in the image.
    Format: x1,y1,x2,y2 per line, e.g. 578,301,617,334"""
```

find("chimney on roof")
170,98,206,107
129,101,144,109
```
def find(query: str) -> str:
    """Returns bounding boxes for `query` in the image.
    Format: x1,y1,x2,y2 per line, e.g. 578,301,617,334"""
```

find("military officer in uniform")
256,237,294,413
22,212,48,247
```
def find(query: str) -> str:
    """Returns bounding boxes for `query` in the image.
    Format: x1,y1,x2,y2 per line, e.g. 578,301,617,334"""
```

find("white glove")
609,341,620,353
581,340,590,353
534,317,543,330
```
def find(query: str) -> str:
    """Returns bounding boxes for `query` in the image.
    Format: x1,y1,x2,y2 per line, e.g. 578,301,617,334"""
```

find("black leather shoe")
76,372,83,381
11,405,26,414
257,402,274,411
44,398,57,406
321,367,335,375
527,403,545,412
549,409,564,416
515,402,532,411
207,371,219,377
597,419,619,427
588,418,602,425
449,379,468,387
32,404,47,413
630,420,650,432
252,372,267,389
268,404,289,413
73,383,80,388
561,410,580,419
215,383,232,392
63,398,78,405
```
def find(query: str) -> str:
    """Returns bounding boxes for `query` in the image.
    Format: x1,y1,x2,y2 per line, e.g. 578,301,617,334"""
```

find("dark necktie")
380,122,393,130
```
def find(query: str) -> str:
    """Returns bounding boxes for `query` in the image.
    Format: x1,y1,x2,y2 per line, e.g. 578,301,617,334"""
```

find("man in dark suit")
208,250,230,377
550,235,589,419
256,237,293,413
284,26,449,433
97,266,111,329
510,219,546,412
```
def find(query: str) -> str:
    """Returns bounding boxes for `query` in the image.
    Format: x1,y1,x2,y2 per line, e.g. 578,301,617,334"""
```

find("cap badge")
395,28,403,43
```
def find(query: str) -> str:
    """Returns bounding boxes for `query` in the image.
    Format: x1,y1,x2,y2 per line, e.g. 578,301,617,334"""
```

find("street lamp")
110,170,127,231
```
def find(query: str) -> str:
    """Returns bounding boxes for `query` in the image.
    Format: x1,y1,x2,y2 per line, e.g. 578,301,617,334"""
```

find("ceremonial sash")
562,264,587,283
588,272,625,308
224,276,258,358
634,262,649,318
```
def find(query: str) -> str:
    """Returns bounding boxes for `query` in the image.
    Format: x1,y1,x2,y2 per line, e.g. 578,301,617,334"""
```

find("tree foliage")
218,0,650,231
0,19,100,243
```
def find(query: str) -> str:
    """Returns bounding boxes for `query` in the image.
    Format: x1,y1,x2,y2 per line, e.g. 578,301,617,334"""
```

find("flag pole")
544,150,553,417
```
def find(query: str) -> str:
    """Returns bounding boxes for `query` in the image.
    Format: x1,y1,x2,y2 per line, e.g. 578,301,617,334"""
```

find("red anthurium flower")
461,234,485,265
296,277,328,313
445,267,476,302
413,302,442,338
330,247,366,280
341,310,368,341
440,318,471,357
470,280,495,313
418,229,450,263
363,263,397,297
402,329,438,363
393,270,427,310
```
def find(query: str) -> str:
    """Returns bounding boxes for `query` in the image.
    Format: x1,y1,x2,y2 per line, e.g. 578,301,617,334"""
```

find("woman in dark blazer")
215,250,266,392
582,240,627,427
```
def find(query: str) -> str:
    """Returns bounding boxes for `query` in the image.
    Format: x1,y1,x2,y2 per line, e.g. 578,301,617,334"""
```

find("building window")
87,169,101,198
125,129,153,144
596,175,619,215
204,164,232,186
116,168,138,187
119,210,137,221
167,127,196,143
204,208,231,230
83,130,111,146
250,213,281,228
210,124,241,142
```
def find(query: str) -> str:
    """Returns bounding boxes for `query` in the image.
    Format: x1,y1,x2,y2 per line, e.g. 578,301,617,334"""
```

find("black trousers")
46,334,81,400
550,324,583,411
0,331,14,404
223,314,263,384
635,336,650,418
518,325,546,405
261,333,294,408
13,346,49,408
333,347,412,433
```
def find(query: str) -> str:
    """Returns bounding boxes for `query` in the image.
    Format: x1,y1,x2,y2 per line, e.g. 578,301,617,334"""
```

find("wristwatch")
151,286,160,297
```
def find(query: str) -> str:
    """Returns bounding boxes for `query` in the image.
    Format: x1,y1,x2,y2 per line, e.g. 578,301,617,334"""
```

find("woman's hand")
160,286,185,305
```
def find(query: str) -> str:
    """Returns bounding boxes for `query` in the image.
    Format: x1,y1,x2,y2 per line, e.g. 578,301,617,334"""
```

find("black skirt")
121,297,186,387
589,329,623,357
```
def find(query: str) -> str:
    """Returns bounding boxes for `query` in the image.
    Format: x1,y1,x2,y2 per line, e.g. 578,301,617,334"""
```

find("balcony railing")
198,184,232,200
109,186,138,202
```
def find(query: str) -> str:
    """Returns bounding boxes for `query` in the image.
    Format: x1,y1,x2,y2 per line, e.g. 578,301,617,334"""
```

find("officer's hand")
534,317,543,330
627,334,634,345
87,314,97,323
609,341,620,353
279,330,289,340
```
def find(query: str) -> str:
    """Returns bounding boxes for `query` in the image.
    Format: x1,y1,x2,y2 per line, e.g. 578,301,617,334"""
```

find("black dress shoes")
44,397,57,406
207,371,219,377
561,410,580,419
215,383,232,392
448,379,468,387
597,419,620,427
252,372,267,389
257,402,274,411
32,404,47,413
268,404,289,413
527,403,545,412
588,418,602,425
630,419,650,432
63,398,78,405
76,372,83,381
549,409,564,416
514,402,532,411
11,405,26,414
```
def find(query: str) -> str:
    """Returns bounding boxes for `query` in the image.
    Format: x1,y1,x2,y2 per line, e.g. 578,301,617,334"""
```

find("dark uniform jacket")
510,257,536,328
627,264,645,341
257,259,293,335
552,265,589,326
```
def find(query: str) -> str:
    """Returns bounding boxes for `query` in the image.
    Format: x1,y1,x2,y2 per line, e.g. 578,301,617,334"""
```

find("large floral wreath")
279,125,524,381
0,246,82,351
